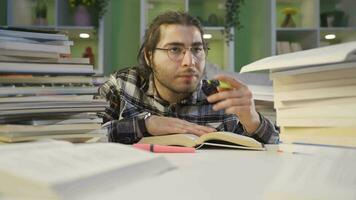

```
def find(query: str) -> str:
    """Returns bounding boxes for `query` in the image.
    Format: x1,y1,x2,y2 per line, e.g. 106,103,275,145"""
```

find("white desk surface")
82,144,356,200
1,143,355,200
80,145,356,200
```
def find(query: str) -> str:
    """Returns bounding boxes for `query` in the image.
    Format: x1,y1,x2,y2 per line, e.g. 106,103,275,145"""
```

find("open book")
241,41,356,73
0,141,174,200
139,131,265,151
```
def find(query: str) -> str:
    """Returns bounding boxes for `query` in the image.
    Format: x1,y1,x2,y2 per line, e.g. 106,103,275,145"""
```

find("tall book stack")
0,27,107,143
241,41,356,147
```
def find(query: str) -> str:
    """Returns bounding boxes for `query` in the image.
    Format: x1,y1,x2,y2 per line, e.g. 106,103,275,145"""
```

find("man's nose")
181,50,196,67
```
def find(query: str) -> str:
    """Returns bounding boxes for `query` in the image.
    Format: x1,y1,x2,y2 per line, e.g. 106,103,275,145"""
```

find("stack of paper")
241,41,356,147
0,140,174,199
0,28,107,143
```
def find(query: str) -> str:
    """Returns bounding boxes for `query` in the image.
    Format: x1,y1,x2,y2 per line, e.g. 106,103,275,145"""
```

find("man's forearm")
240,113,279,144
107,116,147,144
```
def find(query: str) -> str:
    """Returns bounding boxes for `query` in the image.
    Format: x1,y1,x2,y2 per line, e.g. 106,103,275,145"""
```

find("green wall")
147,1,185,25
106,0,141,74
235,0,271,71
0,0,7,25
105,0,270,74
189,0,225,26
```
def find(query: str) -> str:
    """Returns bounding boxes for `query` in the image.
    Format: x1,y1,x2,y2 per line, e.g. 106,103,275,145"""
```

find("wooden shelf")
271,0,356,56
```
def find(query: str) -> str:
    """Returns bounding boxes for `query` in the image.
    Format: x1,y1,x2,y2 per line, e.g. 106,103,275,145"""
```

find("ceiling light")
203,34,212,39
79,33,90,39
325,34,336,40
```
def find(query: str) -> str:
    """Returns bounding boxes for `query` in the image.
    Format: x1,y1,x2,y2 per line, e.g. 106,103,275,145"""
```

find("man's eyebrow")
192,42,204,46
164,42,204,47
164,42,185,47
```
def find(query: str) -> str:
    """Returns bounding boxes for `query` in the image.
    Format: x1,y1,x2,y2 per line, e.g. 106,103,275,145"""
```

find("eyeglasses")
155,46,207,62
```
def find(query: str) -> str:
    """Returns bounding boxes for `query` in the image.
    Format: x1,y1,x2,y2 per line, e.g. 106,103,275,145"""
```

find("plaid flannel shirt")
99,66,279,144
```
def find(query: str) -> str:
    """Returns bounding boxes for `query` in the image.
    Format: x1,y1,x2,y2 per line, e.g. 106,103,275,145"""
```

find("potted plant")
34,0,48,25
68,0,109,28
224,0,244,45
281,7,298,27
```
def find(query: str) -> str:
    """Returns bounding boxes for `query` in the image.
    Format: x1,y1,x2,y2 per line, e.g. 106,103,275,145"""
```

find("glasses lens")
167,47,206,62
192,47,205,59
167,47,183,61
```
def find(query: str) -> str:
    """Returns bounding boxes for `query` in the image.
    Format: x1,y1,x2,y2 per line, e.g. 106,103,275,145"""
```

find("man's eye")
192,47,203,54
169,47,182,54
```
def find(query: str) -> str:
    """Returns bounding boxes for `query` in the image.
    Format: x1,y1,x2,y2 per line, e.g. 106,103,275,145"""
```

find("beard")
152,67,203,94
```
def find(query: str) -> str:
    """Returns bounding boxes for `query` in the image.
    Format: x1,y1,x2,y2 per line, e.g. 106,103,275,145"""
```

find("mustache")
177,68,199,77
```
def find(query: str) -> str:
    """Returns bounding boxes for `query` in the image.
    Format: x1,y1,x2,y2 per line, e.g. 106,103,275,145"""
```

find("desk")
81,144,356,200
1,143,354,200
80,145,356,200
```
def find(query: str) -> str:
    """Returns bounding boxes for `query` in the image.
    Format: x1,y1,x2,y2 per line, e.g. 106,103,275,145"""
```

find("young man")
99,11,279,144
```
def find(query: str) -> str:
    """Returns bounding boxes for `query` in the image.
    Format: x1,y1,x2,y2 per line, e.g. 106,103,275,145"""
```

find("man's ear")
144,50,152,67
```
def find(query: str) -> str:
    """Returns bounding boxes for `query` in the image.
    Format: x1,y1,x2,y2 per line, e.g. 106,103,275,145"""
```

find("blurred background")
1,0,355,75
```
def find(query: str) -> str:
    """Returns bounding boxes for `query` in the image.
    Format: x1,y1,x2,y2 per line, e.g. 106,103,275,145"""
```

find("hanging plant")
224,0,244,45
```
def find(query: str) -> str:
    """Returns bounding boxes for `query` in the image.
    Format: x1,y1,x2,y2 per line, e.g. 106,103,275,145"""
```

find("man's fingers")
214,74,246,89
224,106,250,115
207,89,244,103
212,97,251,111
193,124,216,133
173,118,215,136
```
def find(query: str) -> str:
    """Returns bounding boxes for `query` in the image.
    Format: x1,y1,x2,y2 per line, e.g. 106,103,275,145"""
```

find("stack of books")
241,41,356,147
0,27,107,143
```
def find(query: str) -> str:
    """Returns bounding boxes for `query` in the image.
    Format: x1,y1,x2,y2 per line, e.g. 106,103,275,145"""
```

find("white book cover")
275,96,356,109
277,104,356,118
0,95,95,103
0,40,70,54
274,85,356,101
0,61,94,75
0,29,68,41
0,75,94,84
0,86,98,97
0,48,60,58
241,41,356,73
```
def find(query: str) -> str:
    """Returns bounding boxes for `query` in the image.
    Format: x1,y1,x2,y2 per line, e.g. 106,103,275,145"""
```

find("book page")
241,41,356,73
139,134,199,147
0,140,73,154
264,147,356,200
199,132,264,149
0,143,166,184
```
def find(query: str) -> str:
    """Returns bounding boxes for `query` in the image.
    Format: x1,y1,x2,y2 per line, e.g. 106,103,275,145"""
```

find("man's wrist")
240,112,261,134
139,112,152,137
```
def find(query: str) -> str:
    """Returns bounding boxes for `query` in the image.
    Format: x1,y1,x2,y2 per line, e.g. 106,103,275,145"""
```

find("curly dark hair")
137,11,207,69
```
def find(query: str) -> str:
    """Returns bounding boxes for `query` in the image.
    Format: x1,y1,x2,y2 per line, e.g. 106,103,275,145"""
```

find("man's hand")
145,115,216,136
206,74,260,134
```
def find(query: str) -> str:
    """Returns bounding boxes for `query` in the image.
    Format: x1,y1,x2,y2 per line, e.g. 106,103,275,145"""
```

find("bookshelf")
140,0,235,72
271,0,356,56
1,0,104,74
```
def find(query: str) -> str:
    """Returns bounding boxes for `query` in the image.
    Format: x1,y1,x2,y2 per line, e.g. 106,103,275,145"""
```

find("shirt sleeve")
238,112,280,144
100,103,151,144
105,115,149,144
98,73,151,144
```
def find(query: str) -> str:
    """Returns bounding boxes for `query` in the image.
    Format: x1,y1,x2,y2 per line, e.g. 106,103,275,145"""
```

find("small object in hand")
202,79,232,96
